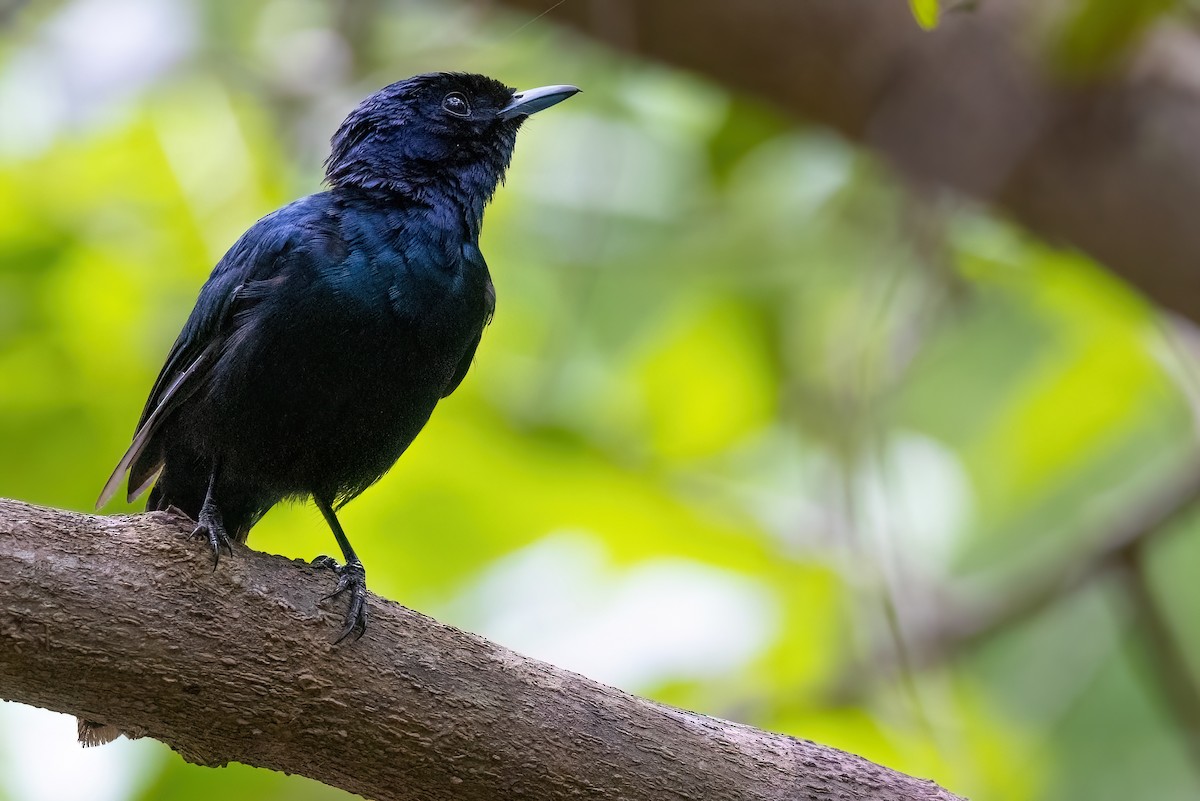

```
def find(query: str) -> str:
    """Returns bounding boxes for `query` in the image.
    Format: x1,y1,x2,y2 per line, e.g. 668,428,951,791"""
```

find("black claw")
336,594,368,644
191,508,232,569
318,559,368,643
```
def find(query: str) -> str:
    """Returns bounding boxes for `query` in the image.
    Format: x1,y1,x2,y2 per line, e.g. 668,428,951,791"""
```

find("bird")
96,72,580,644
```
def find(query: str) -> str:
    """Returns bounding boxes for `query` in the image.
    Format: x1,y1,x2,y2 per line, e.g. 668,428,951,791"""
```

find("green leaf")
1053,0,1178,75
909,0,940,30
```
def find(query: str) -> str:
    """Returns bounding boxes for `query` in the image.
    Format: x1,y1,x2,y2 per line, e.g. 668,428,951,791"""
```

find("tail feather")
95,343,218,510
78,718,145,747
77,719,123,747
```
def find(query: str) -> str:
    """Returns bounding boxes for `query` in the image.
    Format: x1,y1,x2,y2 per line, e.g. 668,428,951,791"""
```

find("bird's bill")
498,84,580,120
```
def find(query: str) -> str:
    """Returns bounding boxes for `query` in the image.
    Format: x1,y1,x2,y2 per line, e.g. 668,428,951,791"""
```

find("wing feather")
96,195,327,509
442,247,495,399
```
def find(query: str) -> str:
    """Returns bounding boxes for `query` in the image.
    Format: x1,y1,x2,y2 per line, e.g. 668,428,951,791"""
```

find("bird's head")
324,72,578,219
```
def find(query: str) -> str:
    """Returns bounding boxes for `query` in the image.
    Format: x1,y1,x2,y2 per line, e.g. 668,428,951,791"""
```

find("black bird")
97,72,579,642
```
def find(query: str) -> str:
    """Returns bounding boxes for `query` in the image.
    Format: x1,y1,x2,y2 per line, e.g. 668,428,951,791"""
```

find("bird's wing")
442,247,496,399
97,199,323,508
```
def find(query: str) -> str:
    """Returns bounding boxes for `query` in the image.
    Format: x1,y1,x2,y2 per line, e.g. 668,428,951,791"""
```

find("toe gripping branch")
186,478,369,642
192,514,233,569
193,473,233,569
314,556,369,643
313,496,370,644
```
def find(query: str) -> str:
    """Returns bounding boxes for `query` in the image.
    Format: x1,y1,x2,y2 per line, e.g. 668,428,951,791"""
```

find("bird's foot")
311,555,340,571
313,556,368,644
191,505,232,570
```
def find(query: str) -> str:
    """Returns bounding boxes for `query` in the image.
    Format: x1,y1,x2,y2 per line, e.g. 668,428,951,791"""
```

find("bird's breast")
325,208,491,372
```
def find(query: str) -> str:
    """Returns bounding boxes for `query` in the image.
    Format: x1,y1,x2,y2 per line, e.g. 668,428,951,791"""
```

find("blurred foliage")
909,0,941,31
1051,0,1181,75
2,1,1200,801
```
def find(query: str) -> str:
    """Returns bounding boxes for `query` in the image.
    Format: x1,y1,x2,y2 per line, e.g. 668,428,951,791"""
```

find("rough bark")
0,498,962,801
495,0,1200,324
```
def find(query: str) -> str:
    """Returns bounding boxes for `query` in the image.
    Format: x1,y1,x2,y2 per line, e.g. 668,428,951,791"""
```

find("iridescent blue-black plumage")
98,73,578,641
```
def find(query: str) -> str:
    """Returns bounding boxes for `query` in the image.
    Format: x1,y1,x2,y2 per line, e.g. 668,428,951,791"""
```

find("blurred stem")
826,196,955,733
828,462,1200,701
1115,540,1200,772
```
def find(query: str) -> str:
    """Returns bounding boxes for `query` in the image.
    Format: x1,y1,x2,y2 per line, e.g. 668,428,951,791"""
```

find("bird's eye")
442,92,471,117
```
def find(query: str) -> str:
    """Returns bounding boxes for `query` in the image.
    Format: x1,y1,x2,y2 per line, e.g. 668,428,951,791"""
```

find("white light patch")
0,702,160,801
511,114,707,220
0,49,69,157
44,0,196,116
729,133,854,223
454,532,780,690
855,431,972,575
0,0,196,155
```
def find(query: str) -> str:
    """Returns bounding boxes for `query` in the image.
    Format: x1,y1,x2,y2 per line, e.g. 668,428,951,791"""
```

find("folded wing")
96,202,318,508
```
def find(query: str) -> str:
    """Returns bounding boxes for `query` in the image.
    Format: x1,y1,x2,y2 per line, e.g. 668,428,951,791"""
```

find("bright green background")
3,1,1200,800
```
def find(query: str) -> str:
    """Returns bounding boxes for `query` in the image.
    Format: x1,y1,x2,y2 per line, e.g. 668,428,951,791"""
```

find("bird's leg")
191,468,233,569
313,496,368,643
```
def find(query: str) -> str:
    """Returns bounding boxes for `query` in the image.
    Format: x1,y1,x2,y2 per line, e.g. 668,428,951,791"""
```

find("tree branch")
496,0,1200,324
0,498,962,801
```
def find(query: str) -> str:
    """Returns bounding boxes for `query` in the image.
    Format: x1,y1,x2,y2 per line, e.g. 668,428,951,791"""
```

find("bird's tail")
78,718,145,747
78,719,123,747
